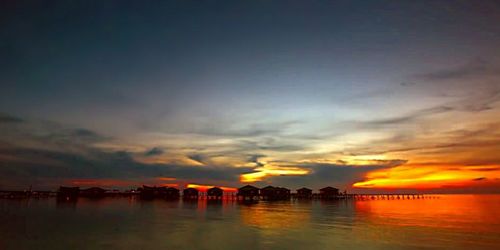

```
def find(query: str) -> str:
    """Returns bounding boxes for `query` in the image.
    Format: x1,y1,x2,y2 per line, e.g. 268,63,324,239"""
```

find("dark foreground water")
1,195,499,250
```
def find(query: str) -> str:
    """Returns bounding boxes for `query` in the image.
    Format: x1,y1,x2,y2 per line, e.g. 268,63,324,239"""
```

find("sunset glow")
353,165,500,190
240,165,311,183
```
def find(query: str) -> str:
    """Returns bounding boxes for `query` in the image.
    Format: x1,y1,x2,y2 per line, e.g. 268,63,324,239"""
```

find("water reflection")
355,195,500,231
240,201,310,229
0,195,499,249
55,199,77,210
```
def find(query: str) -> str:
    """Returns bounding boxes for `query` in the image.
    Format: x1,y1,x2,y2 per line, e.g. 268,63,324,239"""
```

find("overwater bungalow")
259,186,290,200
57,186,80,201
260,186,277,200
277,187,291,200
297,187,312,199
80,187,106,198
139,185,156,199
0,190,30,199
183,188,199,199
207,187,223,199
139,185,180,200
237,185,259,201
164,187,180,199
319,186,339,199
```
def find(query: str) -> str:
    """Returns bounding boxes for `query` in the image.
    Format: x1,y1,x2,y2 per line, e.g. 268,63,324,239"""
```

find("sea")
1,194,499,250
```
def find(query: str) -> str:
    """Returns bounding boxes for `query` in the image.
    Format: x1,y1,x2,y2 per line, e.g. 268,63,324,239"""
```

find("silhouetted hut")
319,186,339,199
165,187,180,199
277,187,291,200
140,185,156,199
157,186,168,197
183,188,199,199
237,185,259,201
207,187,223,199
57,186,80,201
139,185,179,199
297,187,312,199
80,187,106,198
260,186,277,200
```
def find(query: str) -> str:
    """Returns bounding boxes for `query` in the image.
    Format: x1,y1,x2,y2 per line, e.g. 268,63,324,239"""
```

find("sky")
1,0,499,193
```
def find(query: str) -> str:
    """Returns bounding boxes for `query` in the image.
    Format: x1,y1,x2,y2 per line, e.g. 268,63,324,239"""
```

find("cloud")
247,154,266,167
359,105,453,126
0,113,24,123
72,128,101,138
144,147,164,157
257,160,406,190
400,82,416,87
358,89,499,129
187,153,209,165
0,146,252,189
415,58,499,81
237,139,307,153
454,89,500,112
31,128,109,152
184,120,301,138
0,114,252,189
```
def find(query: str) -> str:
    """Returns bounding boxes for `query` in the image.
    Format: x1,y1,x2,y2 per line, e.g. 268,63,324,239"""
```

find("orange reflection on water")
240,202,310,229
354,195,500,233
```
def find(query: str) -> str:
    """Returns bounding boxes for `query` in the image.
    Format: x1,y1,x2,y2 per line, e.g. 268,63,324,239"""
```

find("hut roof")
142,185,155,190
207,187,222,191
238,185,259,191
297,187,312,192
320,186,339,191
261,185,276,191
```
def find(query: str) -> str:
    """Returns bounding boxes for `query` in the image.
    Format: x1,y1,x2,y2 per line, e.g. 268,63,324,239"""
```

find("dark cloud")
238,139,306,153
342,122,500,159
358,88,500,128
72,128,100,138
40,127,109,147
189,120,301,138
144,147,164,157
400,82,416,87
0,114,250,189
0,146,251,189
187,153,209,165
415,58,500,81
247,154,266,167
473,177,486,181
456,89,500,112
0,113,24,123
360,106,453,126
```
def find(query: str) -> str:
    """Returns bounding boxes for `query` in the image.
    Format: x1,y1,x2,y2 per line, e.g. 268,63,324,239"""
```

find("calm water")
1,195,499,250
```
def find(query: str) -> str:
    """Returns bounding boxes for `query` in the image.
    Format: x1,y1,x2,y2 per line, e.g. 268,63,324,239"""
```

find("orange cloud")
353,164,500,190
156,177,177,181
240,165,310,183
